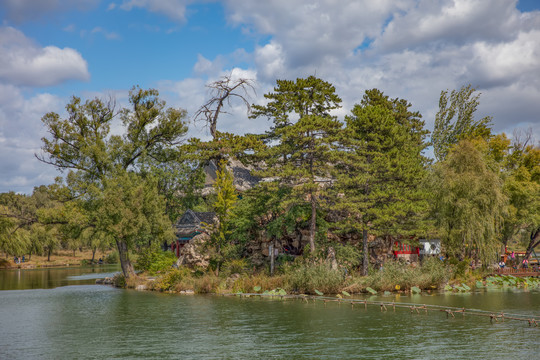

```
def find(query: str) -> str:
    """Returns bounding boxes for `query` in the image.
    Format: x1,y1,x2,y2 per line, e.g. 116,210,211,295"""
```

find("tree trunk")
116,239,135,278
91,247,96,262
270,240,275,276
309,190,316,254
47,247,51,262
362,229,368,276
523,226,540,264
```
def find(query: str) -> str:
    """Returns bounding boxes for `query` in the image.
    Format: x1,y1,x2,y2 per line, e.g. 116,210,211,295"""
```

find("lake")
0,267,539,359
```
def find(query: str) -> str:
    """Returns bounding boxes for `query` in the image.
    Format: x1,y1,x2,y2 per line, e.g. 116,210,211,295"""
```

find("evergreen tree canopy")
251,76,343,253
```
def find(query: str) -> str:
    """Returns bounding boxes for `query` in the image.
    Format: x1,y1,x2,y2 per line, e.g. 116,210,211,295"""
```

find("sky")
1,0,539,194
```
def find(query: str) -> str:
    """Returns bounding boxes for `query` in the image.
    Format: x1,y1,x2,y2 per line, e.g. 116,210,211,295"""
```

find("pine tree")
251,76,343,254
333,89,430,274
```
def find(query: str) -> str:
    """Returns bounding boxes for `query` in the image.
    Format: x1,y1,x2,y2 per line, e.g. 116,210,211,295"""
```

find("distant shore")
0,249,115,270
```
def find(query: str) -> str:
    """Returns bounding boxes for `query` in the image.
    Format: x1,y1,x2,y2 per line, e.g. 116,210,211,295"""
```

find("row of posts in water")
224,293,540,327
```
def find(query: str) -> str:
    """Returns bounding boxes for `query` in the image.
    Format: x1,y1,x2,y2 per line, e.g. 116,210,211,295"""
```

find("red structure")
393,241,420,259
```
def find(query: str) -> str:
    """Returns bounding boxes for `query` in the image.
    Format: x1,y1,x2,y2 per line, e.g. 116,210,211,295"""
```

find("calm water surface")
0,268,539,359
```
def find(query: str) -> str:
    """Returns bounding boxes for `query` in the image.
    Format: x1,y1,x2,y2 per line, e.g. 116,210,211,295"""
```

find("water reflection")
0,265,120,290
0,269,539,359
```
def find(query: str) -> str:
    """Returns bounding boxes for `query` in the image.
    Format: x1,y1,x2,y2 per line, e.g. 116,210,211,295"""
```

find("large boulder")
176,232,211,269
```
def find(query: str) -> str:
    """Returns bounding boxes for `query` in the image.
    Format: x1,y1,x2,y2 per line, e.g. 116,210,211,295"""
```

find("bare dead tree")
194,74,256,140
512,127,534,153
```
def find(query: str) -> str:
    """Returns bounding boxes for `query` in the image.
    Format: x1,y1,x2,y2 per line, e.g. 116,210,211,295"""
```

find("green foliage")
153,267,191,291
446,257,470,278
483,275,540,289
251,76,343,254
432,84,492,161
104,251,119,264
365,287,377,294
285,262,345,294
113,273,126,288
135,248,177,274
192,274,222,293
210,161,238,273
361,258,450,291
38,86,187,277
333,89,430,236
331,243,363,271
431,140,506,264
146,160,206,222
222,258,250,275
493,134,540,254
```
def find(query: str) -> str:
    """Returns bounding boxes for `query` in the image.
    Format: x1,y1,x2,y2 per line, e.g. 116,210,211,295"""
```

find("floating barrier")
223,292,540,327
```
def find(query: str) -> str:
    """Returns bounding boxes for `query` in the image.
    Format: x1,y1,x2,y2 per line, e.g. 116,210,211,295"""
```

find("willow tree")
251,76,342,254
431,140,506,264
37,86,186,278
432,84,492,161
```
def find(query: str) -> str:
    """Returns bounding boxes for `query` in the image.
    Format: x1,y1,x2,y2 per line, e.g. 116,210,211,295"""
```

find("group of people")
13,255,25,264
498,251,532,269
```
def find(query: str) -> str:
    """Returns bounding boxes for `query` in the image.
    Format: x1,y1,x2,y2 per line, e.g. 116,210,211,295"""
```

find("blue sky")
1,0,540,193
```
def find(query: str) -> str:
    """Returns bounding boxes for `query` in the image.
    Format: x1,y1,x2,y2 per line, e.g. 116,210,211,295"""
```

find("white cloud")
254,41,286,82
193,54,224,76
0,84,63,193
0,27,90,87
375,0,521,52
118,0,194,22
91,26,121,40
219,0,540,140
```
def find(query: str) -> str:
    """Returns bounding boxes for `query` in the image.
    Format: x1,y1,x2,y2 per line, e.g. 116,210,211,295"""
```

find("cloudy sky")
1,0,539,194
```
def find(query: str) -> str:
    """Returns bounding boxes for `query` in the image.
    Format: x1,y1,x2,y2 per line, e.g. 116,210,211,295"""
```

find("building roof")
202,159,260,194
174,209,216,237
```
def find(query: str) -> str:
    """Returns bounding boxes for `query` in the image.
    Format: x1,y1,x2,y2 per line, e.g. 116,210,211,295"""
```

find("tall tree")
333,89,430,275
432,84,492,161
37,86,187,277
210,160,237,274
431,139,506,264
496,132,540,263
251,76,343,254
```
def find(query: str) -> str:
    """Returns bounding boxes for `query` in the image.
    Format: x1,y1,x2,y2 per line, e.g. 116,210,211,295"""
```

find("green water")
0,265,120,290
0,268,539,359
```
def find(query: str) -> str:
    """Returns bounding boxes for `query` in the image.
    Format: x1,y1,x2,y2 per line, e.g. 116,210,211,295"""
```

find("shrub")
192,274,222,293
419,256,451,286
285,262,346,294
152,267,192,291
104,251,119,264
222,258,250,275
135,248,177,275
358,258,451,292
333,243,363,271
113,273,126,288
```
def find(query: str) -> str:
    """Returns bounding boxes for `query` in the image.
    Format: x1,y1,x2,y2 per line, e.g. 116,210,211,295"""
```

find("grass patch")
284,262,348,294
354,257,451,292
